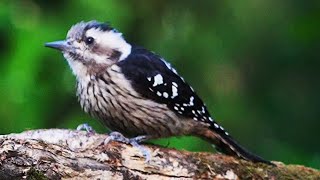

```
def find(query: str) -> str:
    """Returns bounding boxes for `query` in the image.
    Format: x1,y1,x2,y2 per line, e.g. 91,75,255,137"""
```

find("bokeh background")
0,0,319,169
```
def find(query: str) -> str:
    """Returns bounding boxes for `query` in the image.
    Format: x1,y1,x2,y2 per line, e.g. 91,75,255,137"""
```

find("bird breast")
75,64,185,137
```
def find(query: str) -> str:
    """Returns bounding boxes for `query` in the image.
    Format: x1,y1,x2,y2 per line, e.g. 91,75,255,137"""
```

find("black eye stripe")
85,37,94,45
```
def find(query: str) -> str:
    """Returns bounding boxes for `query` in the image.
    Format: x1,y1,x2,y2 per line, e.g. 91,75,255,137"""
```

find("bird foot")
104,131,151,162
76,123,96,134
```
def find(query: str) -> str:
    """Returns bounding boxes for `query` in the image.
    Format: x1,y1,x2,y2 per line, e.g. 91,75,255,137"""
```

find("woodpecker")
45,20,273,165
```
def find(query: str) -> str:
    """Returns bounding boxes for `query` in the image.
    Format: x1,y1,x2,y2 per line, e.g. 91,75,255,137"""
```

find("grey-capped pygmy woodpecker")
45,20,273,165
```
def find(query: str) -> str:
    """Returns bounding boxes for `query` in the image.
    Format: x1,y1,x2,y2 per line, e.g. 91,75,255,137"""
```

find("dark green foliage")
0,0,319,169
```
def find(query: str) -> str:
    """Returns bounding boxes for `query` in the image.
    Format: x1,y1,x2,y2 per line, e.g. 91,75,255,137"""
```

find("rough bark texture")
0,129,318,179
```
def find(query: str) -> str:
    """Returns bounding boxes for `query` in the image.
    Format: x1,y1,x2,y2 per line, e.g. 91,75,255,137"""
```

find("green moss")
26,168,48,180
238,162,320,180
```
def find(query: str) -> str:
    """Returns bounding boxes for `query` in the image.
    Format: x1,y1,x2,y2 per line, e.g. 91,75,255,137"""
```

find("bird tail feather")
198,126,274,165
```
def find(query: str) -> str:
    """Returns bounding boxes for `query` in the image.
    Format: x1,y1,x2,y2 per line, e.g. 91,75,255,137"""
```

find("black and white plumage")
45,20,273,165
118,47,213,123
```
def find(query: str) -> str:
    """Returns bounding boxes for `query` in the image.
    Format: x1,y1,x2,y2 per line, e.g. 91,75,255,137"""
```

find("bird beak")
45,40,69,51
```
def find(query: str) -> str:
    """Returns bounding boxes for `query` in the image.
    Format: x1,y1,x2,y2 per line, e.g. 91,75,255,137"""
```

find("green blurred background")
0,0,319,169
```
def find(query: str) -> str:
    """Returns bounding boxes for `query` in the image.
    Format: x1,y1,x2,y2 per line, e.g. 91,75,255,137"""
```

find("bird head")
45,20,131,80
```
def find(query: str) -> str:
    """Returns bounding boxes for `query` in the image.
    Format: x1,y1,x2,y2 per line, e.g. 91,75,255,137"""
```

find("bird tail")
197,125,274,165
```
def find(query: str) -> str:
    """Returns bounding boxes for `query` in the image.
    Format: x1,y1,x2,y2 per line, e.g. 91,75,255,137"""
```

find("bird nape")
45,20,273,165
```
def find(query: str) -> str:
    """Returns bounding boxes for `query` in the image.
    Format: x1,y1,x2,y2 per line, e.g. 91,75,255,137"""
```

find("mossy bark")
0,129,318,179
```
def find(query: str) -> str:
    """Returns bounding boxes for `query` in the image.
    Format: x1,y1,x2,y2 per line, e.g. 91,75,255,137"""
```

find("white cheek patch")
86,28,132,61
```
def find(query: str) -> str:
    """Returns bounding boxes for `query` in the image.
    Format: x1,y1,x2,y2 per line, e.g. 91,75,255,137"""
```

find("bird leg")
76,123,96,134
76,125,152,161
104,131,151,162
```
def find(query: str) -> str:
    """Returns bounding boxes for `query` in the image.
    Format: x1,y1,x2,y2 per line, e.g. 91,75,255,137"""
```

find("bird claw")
76,123,96,134
104,131,151,162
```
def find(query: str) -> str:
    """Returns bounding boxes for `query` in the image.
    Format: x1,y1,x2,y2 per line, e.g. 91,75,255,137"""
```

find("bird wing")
117,47,275,165
117,47,214,123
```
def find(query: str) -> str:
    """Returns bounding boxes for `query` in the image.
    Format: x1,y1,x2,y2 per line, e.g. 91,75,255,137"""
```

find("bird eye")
85,37,94,45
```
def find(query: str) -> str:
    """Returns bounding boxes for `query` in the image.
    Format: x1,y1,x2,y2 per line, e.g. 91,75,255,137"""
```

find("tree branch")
0,129,318,179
